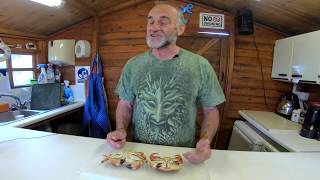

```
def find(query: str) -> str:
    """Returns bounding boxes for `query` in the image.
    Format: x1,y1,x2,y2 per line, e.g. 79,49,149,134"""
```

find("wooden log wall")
218,24,320,149
217,24,292,148
47,0,320,149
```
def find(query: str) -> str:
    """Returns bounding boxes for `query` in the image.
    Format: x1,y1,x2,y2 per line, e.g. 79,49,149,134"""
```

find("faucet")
0,93,27,110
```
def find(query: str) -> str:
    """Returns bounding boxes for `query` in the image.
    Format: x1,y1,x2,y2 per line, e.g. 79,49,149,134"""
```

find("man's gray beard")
146,34,177,49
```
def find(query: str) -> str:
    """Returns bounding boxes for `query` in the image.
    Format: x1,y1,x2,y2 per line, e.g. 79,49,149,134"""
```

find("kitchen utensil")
276,93,300,119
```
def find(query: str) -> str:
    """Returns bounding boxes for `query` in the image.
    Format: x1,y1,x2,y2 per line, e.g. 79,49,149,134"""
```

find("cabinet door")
292,31,320,84
272,38,293,81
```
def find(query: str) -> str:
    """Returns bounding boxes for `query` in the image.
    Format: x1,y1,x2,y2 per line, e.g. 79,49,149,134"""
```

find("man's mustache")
148,31,165,37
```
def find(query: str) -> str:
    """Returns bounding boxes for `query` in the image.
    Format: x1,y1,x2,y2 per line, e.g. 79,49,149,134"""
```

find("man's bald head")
149,3,184,27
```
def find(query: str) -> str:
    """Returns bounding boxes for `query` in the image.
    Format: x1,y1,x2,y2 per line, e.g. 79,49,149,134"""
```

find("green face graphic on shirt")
135,70,189,146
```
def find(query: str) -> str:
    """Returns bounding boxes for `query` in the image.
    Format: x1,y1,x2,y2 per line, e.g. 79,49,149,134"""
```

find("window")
1,53,36,88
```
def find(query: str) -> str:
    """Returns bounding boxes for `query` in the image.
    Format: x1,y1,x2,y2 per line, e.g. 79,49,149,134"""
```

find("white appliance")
228,120,282,152
48,39,75,66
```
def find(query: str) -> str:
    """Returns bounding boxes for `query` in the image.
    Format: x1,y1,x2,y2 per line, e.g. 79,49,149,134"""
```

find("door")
177,34,228,147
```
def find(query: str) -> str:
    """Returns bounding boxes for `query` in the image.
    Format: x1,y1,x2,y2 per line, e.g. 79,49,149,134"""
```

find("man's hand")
183,139,211,164
106,129,127,149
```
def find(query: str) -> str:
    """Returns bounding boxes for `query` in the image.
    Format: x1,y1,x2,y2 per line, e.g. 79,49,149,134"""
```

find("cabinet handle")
292,74,302,78
278,73,287,77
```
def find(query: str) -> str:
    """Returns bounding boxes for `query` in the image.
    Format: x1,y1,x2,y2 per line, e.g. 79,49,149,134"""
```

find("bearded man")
106,3,225,164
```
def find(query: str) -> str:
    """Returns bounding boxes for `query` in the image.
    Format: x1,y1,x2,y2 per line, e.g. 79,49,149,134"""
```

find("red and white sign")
199,13,225,29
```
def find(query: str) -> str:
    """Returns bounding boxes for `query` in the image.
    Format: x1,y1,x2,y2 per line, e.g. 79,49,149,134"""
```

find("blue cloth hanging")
82,53,111,138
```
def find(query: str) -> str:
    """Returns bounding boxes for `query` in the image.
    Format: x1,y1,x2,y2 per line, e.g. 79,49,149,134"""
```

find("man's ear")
177,24,186,36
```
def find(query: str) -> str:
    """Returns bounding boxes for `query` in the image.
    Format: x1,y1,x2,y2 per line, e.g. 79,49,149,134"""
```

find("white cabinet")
272,30,320,84
272,38,293,81
291,31,320,83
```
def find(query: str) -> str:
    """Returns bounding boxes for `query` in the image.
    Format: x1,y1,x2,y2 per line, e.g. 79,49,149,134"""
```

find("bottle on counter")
55,67,61,83
47,63,55,83
37,64,48,84
63,80,74,104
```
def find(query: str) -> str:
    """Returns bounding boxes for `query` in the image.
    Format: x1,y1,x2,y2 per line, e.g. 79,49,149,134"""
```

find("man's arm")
200,106,220,143
116,99,133,130
183,106,220,164
106,99,133,149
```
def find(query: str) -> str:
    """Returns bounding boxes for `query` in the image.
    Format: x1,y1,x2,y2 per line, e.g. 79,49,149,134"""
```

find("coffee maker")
300,102,320,140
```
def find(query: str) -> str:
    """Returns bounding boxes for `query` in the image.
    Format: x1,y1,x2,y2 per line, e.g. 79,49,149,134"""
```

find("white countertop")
0,127,319,180
239,110,320,152
2,101,84,128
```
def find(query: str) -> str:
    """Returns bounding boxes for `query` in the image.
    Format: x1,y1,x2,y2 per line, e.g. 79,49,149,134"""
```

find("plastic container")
30,79,38,85
47,63,55,83
55,67,61,83
0,103,9,112
37,64,48,84
63,80,74,104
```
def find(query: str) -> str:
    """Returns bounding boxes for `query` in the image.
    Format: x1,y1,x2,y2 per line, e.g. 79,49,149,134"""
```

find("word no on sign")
199,12,225,29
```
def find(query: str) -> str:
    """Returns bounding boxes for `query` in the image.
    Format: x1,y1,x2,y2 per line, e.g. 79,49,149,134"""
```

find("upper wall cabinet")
272,38,293,81
272,30,320,84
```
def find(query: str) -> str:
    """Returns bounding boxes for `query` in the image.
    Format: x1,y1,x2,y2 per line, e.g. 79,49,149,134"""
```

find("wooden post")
92,16,100,56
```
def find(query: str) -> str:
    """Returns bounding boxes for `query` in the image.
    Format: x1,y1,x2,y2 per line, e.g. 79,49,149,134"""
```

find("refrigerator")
228,120,281,152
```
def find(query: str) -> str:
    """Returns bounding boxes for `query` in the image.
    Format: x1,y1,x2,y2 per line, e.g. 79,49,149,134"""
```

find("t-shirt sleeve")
115,61,135,102
198,58,226,107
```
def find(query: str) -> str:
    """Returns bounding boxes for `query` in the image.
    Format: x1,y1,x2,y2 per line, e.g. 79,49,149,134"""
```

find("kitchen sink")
0,110,46,125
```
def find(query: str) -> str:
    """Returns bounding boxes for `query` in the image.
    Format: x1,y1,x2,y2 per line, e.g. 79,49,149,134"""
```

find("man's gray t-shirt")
116,48,225,147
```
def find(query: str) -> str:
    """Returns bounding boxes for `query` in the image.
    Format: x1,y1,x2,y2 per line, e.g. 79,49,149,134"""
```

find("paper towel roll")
75,40,91,58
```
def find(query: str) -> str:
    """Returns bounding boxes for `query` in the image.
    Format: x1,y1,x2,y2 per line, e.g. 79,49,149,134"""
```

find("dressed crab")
101,151,146,170
148,153,183,172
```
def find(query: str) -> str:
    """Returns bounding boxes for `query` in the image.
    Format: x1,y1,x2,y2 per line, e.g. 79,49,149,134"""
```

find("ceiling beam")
0,27,46,40
66,0,97,16
98,0,147,16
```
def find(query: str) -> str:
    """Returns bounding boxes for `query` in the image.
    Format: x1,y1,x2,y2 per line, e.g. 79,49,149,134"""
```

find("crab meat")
101,151,146,170
148,153,183,172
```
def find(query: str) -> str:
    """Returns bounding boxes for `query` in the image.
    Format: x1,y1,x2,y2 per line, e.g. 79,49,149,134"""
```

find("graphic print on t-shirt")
135,70,190,146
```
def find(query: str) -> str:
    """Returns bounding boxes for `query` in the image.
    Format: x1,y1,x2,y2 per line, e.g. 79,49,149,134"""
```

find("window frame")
7,51,36,88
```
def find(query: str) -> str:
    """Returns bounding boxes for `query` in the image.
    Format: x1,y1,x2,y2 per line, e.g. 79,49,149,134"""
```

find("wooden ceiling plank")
230,0,247,14
66,0,97,16
46,18,94,39
98,0,147,16
0,27,45,40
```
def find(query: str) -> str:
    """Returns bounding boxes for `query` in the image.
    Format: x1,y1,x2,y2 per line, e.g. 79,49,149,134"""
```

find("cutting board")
78,143,212,180
31,83,62,110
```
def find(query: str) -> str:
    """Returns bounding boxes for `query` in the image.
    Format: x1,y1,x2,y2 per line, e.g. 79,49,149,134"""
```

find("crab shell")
148,153,183,172
101,151,146,170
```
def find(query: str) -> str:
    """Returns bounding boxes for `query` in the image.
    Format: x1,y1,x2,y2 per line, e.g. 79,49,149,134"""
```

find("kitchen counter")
2,101,84,128
239,110,320,152
0,127,319,180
